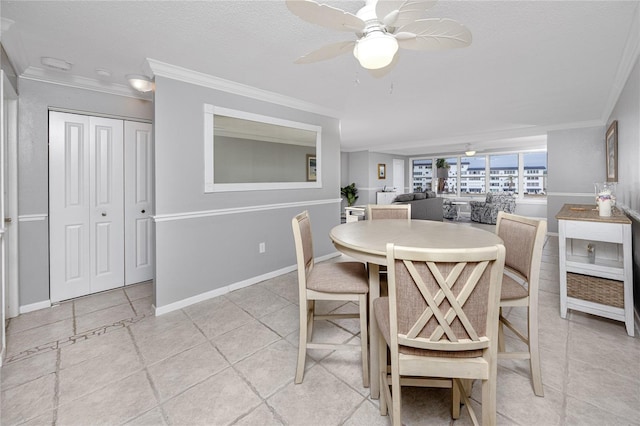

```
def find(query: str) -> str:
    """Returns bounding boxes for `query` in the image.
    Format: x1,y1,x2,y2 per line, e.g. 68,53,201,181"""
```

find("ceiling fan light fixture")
353,31,398,70
126,74,154,92
465,144,476,156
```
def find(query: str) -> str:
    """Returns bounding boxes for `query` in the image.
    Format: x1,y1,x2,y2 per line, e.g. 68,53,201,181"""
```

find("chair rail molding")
153,198,341,223
18,213,48,222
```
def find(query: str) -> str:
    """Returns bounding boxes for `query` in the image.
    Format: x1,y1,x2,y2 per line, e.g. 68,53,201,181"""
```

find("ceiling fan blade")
376,0,438,28
286,0,365,32
395,18,472,50
367,52,399,78
294,41,356,64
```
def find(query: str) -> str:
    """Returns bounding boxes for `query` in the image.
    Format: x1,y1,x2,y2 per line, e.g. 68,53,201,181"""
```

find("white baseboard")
155,251,341,316
14,252,343,318
19,300,52,314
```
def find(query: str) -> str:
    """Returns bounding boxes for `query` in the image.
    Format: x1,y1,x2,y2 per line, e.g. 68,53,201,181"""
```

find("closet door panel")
50,112,91,302
124,121,154,285
89,117,124,293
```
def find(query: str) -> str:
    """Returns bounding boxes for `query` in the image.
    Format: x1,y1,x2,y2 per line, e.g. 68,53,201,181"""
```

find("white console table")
376,191,397,205
344,206,366,223
556,204,634,336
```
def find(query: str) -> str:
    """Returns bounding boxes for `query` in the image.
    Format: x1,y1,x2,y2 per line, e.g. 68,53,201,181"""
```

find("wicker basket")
566,273,624,308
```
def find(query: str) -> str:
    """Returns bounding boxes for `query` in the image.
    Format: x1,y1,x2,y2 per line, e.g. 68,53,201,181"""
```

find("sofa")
392,191,443,221
469,193,516,224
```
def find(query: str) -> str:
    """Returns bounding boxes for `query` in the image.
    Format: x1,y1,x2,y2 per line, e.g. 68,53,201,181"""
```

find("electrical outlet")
259,242,266,253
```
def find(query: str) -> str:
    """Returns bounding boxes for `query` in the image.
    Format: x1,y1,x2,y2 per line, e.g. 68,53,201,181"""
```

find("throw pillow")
424,191,437,198
395,193,415,202
413,192,426,200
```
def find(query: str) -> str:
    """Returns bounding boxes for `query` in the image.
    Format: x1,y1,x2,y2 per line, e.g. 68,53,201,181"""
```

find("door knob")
101,212,107,217
4,217,12,223
141,209,146,214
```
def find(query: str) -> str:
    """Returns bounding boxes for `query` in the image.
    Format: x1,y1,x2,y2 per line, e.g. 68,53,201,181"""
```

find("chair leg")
390,356,402,426
481,377,497,426
295,300,309,384
498,308,506,353
378,333,388,415
307,300,315,339
359,294,369,388
481,352,498,426
452,379,461,419
463,379,473,397
528,306,544,397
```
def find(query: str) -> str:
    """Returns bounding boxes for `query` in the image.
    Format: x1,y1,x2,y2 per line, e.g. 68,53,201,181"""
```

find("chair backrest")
366,204,411,221
386,242,506,353
292,211,314,291
495,212,546,286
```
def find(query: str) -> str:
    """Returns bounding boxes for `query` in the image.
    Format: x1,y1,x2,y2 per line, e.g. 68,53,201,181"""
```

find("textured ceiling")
1,1,638,155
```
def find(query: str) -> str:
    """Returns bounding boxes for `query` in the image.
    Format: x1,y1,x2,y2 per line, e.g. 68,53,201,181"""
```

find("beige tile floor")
2,232,640,425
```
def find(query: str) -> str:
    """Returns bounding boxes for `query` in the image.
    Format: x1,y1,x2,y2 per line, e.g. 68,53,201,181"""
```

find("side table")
556,204,634,336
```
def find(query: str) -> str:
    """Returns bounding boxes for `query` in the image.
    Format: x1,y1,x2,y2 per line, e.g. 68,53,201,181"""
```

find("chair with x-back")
374,242,506,425
291,210,370,386
495,211,547,397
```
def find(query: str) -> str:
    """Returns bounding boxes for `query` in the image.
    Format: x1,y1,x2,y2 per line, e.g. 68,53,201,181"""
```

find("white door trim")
3,71,18,320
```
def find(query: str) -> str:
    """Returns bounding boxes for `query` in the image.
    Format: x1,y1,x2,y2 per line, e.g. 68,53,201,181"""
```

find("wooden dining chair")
366,204,411,281
291,211,369,386
374,242,506,426
366,203,411,221
495,211,547,397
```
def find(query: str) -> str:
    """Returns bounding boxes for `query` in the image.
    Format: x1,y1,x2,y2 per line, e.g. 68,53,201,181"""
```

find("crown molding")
348,119,603,156
145,58,339,119
21,66,151,100
602,1,640,123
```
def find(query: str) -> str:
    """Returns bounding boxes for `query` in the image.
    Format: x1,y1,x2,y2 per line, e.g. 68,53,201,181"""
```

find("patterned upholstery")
442,199,458,220
470,193,516,224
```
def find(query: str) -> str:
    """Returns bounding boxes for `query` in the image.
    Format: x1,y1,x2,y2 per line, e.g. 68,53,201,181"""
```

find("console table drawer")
564,220,623,243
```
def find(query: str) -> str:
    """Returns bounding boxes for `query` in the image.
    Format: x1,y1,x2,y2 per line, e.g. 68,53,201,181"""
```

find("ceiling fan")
286,0,472,73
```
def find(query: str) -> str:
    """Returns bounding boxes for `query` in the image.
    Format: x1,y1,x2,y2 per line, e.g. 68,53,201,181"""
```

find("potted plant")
341,183,359,207
436,158,450,179
436,158,449,192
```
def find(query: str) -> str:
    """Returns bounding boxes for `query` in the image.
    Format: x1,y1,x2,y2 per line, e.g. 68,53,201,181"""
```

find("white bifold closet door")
124,121,154,285
49,112,153,303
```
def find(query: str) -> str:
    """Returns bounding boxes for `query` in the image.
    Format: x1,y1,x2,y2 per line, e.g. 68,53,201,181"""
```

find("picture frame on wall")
606,120,618,182
378,163,386,179
307,154,317,182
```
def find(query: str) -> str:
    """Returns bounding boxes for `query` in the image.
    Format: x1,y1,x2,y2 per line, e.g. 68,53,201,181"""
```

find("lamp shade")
126,74,154,92
353,31,398,70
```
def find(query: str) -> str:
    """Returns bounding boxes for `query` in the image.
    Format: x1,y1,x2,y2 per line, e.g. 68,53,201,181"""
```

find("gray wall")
607,55,640,313
153,76,341,308
214,136,314,183
343,151,408,205
16,79,152,306
546,126,605,233
346,151,369,205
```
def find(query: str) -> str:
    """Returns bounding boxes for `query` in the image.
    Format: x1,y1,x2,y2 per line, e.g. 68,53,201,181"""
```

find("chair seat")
373,297,483,358
308,262,369,294
501,273,529,301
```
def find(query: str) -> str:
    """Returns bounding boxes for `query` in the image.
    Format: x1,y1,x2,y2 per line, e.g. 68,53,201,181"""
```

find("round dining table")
329,219,504,398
